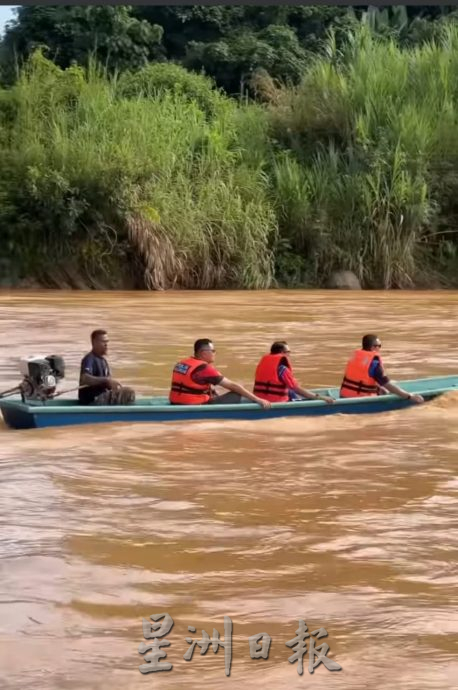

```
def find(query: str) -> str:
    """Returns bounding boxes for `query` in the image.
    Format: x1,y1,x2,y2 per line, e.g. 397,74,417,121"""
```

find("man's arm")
371,360,423,403
80,356,121,390
384,381,424,403
293,385,335,404
192,364,270,409
219,377,271,409
279,366,334,403
80,372,114,388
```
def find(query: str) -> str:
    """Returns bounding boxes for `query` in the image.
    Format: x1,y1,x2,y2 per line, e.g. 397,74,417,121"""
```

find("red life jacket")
169,357,211,405
253,354,292,402
340,349,382,398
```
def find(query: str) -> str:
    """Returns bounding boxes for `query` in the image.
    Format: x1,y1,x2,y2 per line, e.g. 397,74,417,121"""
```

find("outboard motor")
18,355,65,401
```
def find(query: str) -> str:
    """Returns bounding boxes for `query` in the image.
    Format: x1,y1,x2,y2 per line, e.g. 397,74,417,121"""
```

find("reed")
269,24,458,287
3,26,458,290
0,52,276,288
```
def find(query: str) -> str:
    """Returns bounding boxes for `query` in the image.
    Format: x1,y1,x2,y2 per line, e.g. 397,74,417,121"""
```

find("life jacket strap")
341,376,378,394
171,383,210,395
254,380,287,391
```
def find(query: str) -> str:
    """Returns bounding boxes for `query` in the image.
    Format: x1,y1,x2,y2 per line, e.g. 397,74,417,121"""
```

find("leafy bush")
0,52,276,288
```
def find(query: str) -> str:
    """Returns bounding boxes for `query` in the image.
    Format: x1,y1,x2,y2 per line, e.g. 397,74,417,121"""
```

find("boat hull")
0,375,456,430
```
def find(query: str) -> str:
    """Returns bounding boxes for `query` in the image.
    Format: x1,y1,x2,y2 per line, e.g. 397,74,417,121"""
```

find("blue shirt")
78,352,111,404
368,357,390,386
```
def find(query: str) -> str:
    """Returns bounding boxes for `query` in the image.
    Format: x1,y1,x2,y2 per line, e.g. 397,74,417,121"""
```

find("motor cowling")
18,355,65,401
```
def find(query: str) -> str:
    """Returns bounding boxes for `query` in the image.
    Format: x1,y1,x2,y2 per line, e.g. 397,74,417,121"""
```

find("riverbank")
2,27,458,290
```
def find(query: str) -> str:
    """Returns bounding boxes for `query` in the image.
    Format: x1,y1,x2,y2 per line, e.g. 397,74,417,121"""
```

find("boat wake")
427,390,458,409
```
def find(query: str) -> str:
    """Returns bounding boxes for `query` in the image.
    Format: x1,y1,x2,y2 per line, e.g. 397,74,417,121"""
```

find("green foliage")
3,19,458,289
116,62,223,118
185,24,310,95
0,5,163,82
0,51,276,288
3,5,457,94
1,5,354,92
274,237,310,287
268,24,458,288
361,6,410,39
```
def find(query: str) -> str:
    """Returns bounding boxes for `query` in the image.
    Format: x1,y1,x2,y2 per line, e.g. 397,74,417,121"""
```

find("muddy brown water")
0,290,457,689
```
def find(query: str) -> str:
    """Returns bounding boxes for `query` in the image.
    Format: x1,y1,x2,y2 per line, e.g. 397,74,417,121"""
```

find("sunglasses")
374,343,382,349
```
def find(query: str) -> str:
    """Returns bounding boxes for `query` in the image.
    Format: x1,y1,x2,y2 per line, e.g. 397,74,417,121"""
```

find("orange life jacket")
253,354,292,402
340,349,382,398
169,357,211,405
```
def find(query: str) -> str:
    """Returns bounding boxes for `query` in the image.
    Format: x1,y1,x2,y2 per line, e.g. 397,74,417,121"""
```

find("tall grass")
3,27,458,290
0,52,276,288
269,24,458,287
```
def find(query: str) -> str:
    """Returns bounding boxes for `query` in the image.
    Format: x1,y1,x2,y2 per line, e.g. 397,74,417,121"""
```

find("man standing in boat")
170,339,271,408
78,329,135,405
340,334,424,403
253,341,335,403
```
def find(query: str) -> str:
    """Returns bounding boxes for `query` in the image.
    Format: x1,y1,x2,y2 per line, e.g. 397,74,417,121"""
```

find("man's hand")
320,395,335,404
220,377,271,408
385,382,423,403
107,378,122,391
410,393,424,404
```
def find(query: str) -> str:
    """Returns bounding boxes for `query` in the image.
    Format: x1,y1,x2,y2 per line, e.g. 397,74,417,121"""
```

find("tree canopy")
2,5,457,92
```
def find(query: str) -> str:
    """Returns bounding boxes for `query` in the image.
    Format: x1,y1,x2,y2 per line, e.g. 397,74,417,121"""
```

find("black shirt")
79,352,111,404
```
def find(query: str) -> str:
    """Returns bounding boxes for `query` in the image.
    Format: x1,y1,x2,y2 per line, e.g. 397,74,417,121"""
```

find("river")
0,290,457,689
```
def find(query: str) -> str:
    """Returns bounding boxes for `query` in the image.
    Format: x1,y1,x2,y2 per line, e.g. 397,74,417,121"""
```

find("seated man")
169,338,271,408
78,329,135,405
340,334,424,403
253,341,334,403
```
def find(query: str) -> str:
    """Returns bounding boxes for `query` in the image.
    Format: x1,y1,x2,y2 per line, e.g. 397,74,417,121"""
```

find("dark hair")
91,329,107,342
194,338,213,355
270,341,288,355
362,334,379,351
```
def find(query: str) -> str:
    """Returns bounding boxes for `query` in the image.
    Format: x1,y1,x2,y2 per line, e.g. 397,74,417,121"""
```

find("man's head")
270,341,291,355
362,334,382,352
91,329,109,356
194,338,216,363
